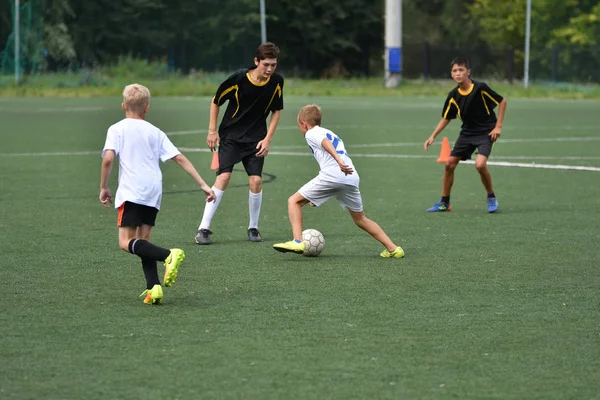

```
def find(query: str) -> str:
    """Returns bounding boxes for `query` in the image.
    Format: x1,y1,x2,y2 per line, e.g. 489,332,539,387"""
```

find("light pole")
260,0,266,43
15,0,20,84
385,0,402,87
524,0,531,88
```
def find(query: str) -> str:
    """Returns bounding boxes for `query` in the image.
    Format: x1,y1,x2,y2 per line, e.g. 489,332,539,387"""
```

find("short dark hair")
256,42,280,61
450,57,470,69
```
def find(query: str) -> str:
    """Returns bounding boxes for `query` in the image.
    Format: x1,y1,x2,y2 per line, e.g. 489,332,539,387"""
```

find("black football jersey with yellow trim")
441,80,503,136
213,69,284,142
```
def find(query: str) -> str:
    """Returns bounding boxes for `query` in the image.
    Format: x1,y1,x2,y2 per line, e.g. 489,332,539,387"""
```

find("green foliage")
100,55,172,79
1,73,600,99
2,0,600,81
552,3,600,45
42,0,76,62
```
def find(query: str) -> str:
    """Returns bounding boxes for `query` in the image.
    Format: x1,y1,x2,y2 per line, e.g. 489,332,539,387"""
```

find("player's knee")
350,211,366,226
118,239,130,252
475,161,487,172
248,176,262,190
445,160,458,171
287,195,299,206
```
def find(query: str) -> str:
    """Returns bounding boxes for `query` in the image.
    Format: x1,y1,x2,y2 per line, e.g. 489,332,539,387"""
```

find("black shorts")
117,201,158,227
217,138,264,176
451,134,493,160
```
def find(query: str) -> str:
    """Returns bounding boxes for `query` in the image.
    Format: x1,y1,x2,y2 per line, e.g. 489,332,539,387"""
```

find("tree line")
1,0,599,78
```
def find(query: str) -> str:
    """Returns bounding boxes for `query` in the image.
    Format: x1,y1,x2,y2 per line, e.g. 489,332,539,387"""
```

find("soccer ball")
302,229,325,257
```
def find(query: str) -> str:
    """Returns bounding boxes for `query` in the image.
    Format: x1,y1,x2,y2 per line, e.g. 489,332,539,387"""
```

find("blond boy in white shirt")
100,84,215,305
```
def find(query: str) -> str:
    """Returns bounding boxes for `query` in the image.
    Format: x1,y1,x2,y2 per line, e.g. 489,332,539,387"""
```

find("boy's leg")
247,175,263,241
117,226,163,303
427,156,460,212
136,225,161,289
336,186,404,258
475,154,494,193
347,210,397,249
119,228,171,261
273,178,334,254
442,156,460,198
244,148,266,241
474,137,499,212
475,154,499,212
272,192,310,253
348,210,404,258
198,173,229,230
195,173,229,244
288,192,310,241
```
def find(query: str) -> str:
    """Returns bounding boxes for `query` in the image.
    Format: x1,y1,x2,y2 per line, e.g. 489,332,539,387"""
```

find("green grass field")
1,95,599,400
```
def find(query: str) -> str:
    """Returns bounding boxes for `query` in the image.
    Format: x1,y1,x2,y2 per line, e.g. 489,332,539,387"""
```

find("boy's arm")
207,101,220,151
172,154,216,202
256,110,281,157
99,150,115,207
489,99,507,142
424,118,451,151
320,138,354,175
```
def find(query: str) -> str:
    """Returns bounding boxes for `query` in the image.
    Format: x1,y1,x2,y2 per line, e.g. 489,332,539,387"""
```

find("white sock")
248,190,262,229
198,187,224,230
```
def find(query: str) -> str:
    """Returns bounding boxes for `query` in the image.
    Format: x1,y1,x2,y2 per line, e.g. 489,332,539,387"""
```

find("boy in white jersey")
273,104,404,258
100,83,216,305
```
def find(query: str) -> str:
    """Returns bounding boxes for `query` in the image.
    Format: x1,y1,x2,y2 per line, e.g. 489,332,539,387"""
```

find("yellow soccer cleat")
380,246,405,259
164,249,186,287
273,240,306,254
140,284,163,305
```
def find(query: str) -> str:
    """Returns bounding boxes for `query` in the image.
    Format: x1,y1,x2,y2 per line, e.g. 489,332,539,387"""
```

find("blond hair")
297,104,322,127
122,83,150,114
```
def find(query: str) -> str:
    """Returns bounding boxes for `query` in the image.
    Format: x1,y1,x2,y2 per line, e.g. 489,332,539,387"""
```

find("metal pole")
15,0,20,84
384,0,402,88
524,0,531,88
260,0,267,43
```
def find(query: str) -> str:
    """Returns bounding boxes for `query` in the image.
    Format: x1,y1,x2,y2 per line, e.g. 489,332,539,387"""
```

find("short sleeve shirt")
102,118,180,209
214,69,284,142
441,81,504,135
305,126,359,187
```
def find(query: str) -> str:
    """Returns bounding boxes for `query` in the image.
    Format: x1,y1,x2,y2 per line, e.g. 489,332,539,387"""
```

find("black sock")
141,257,161,289
487,192,496,199
441,196,450,204
128,239,170,261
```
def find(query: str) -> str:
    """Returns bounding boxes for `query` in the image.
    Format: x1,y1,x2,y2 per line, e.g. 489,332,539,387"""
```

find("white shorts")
298,177,363,212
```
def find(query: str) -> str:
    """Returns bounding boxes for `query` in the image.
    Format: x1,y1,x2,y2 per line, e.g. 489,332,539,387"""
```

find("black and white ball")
302,229,325,257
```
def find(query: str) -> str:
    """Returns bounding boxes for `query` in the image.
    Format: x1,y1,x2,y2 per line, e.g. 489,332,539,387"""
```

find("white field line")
2,145,600,172
167,126,598,135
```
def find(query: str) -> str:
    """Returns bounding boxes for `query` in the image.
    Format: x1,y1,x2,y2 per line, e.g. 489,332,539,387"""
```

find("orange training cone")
437,137,451,163
210,145,219,170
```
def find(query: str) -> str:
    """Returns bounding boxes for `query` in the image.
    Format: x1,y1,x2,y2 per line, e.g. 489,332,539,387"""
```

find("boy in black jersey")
424,57,507,213
195,42,284,244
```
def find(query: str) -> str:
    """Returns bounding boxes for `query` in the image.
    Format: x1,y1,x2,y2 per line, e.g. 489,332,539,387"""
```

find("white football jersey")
304,126,359,187
102,118,180,209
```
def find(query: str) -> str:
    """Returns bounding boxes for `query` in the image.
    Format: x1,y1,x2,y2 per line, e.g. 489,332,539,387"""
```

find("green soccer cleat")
140,284,163,305
380,246,405,259
273,240,306,254
164,249,186,287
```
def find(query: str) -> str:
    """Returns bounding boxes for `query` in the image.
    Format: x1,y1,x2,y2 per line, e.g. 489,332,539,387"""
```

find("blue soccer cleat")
487,197,499,213
426,201,451,212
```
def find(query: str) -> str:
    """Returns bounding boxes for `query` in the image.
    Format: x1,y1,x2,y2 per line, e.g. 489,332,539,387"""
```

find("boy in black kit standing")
195,42,284,244
424,57,507,213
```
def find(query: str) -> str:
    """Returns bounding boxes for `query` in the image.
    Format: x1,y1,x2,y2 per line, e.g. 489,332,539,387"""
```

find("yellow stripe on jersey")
481,90,499,115
443,98,462,120
264,83,282,114
218,85,240,118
